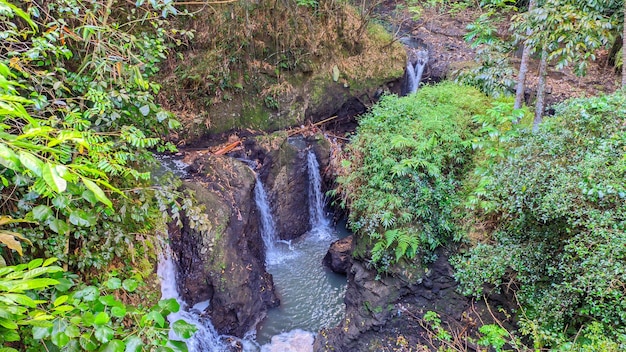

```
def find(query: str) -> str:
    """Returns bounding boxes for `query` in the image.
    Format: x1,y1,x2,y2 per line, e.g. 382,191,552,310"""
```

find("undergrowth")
453,92,626,349
336,82,491,270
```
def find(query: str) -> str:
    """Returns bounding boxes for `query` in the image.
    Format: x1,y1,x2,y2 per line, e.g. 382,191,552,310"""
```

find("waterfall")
307,150,329,230
157,248,227,352
254,177,280,265
406,49,428,95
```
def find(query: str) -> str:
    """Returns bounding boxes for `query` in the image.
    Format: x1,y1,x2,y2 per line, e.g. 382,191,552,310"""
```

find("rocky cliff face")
168,155,278,337
248,132,331,240
168,133,333,337
314,241,511,351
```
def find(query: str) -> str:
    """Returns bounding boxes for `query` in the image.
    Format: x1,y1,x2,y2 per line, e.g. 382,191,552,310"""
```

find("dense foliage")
456,0,623,97
453,92,626,348
0,258,195,351
0,0,208,349
0,0,185,268
336,83,491,270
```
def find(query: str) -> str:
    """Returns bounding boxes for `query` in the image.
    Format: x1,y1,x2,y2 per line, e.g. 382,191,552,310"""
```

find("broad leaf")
172,319,197,339
81,177,112,208
42,163,67,193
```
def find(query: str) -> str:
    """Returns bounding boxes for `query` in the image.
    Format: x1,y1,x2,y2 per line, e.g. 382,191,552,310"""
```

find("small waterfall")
406,49,428,95
307,150,329,230
254,177,280,264
158,248,227,351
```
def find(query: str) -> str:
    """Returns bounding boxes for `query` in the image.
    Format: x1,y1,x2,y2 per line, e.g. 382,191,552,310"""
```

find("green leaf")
82,189,97,205
2,278,59,292
99,295,121,307
93,312,110,326
31,205,53,222
105,278,122,290
74,286,98,302
1,0,36,29
3,293,38,307
53,295,68,307
100,340,125,352
32,326,52,339
27,258,43,269
69,209,97,227
122,279,138,292
0,318,18,329
65,324,80,338
51,330,70,347
48,218,69,234
81,177,112,208
94,326,114,343
42,163,67,193
3,330,20,342
0,143,20,170
168,340,189,352
145,311,165,328
111,306,126,318
172,319,198,339
18,151,44,177
80,334,99,351
81,312,95,326
52,194,70,209
42,258,57,267
158,298,180,314
55,278,74,292
123,336,143,352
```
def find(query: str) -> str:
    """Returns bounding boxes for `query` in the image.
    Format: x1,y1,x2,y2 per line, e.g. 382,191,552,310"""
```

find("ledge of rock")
168,154,278,337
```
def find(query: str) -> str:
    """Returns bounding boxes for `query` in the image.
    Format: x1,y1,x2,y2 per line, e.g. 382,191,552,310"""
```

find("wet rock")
314,244,513,352
169,154,279,337
249,132,331,240
323,235,353,274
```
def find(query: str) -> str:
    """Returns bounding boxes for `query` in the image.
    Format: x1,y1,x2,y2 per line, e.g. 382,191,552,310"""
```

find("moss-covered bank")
157,0,405,141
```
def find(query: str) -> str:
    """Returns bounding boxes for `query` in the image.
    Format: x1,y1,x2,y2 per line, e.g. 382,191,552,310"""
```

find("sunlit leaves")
512,0,617,76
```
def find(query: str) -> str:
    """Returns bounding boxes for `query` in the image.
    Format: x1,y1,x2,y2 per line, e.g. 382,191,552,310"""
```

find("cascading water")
406,49,429,94
158,151,347,351
254,177,281,265
307,150,329,230
157,248,227,351
255,150,347,351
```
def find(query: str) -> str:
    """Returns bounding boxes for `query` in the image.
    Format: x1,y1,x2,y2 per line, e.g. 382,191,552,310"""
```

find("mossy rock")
158,0,406,142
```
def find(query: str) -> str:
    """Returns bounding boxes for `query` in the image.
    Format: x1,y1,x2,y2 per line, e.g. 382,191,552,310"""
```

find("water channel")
157,149,348,351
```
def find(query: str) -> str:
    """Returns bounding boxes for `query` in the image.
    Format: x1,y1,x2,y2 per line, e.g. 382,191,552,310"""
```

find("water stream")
254,150,346,350
158,249,228,351
406,50,428,94
158,150,347,351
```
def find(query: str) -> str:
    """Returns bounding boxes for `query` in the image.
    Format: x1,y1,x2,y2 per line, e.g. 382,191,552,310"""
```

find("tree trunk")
622,1,626,88
533,47,548,132
514,0,536,112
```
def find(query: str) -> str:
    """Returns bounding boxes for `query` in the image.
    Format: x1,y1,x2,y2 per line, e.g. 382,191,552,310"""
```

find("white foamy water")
261,329,315,352
158,248,227,351
255,151,346,347
307,150,330,231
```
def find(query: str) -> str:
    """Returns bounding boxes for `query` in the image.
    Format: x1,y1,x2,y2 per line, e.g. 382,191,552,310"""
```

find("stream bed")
256,224,348,346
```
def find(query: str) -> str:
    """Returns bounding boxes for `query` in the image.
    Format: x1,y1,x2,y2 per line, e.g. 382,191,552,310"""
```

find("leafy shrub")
453,92,626,348
0,0,189,270
337,83,491,269
0,258,196,351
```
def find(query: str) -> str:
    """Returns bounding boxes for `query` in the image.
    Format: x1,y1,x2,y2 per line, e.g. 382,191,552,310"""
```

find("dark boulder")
323,235,353,274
